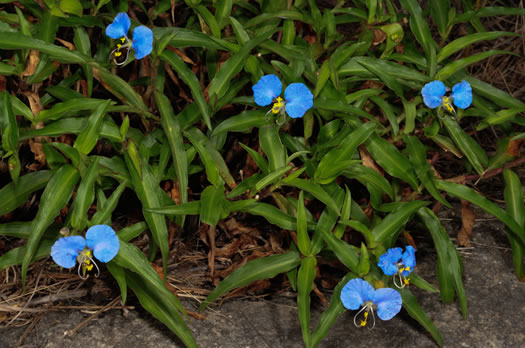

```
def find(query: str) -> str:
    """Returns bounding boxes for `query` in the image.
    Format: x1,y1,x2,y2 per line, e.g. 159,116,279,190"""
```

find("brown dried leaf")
458,200,475,247
22,50,40,77
359,145,383,175
24,91,43,116
56,38,75,51
215,238,241,258
373,29,387,46
506,139,523,157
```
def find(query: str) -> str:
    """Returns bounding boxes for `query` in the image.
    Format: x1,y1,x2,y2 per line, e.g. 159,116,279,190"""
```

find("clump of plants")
0,1,524,347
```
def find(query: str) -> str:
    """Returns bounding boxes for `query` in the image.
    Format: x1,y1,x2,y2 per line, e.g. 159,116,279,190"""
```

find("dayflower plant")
378,246,416,289
51,225,120,279
252,74,314,120
105,12,153,65
340,278,402,329
421,80,472,113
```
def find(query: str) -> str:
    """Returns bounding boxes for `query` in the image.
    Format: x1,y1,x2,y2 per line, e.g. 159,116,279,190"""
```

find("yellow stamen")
117,43,122,49
403,277,410,285
114,51,122,57
120,37,126,43
271,97,283,114
442,96,454,113
360,311,369,327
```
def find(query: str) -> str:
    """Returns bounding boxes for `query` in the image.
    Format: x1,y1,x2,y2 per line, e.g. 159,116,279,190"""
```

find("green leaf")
343,165,393,199
404,135,451,208
94,67,150,116
200,185,226,226
0,240,54,271
184,127,235,189
239,202,297,231
113,241,195,347
155,92,188,205
0,91,19,156
200,251,301,311
73,26,92,96
365,134,419,190
429,0,449,38
146,201,201,215
443,117,487,175
315,122,376,183
160,50,212,130
90,182,127,226
59,0,83,17
418,207,467,317
400,288,443,346
106,262,127,304
0,31,88,63
437,32,518,63
22,165,79,286
71,157,99,230
372,201,429,244
73,99,111,154
321,229,359,271
435,180,525,245
297,256,316,348
503,169,525,280
259,123,287,172
311,273,355,347
436,50,515,80
125,149,170,278
212,110,268,136
208,32,272,100
284,178,340,216
296,191,311,255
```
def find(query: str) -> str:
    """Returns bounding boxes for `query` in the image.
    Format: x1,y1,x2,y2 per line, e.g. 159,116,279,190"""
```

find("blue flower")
51,225,120,279
340,278,402,328
105,12,153,63
421,80,472,112
378,246,416,288
451,80,472,109
252,74,313,119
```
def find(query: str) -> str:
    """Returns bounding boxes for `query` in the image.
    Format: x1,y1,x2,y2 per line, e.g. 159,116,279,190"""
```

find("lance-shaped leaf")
71,157,99,230
297,256,316,347
161,50,212,130
503,169,525,280
315,122,376,183
22,165,80,286
199,251,301,311
372,201,429,245
125,146,169,278
73,100,111,154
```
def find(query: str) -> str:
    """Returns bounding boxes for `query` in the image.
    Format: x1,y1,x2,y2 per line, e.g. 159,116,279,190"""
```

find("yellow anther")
271,97,284,114
360,311,369,327
120,37,126,43
117,43,122,49
442,96,454,113
85,263,94,271
115,51,122,57
404,266,411,272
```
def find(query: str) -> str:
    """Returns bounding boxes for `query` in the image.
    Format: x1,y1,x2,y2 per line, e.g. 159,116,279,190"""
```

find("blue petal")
378,247,402,276
132,26,153,60
284,83,313,118
252,74,282,106
51,236,86,268
421,80,446,109
85,225,120,263
451,80,472,109
373,288,402,320
106,12,131,39
401,246,416,276
340,278,375,310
